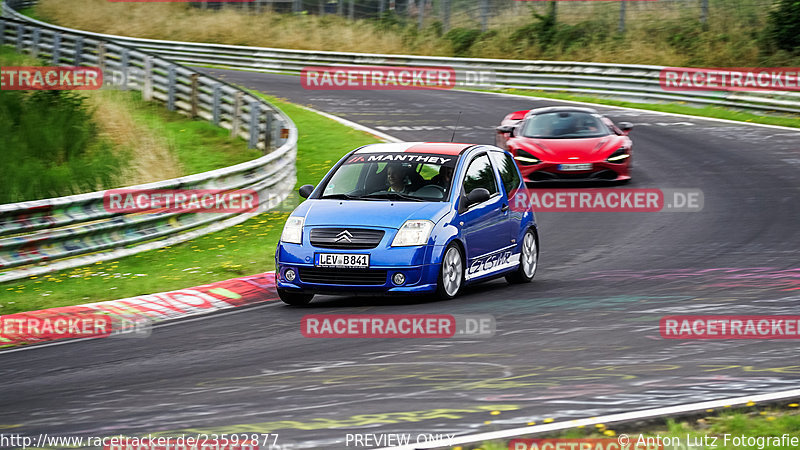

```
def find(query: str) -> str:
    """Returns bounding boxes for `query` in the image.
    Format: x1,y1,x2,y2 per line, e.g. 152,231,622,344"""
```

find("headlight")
514,148,541,165
391,220,434,247
607,147,631,163
280,216,304,244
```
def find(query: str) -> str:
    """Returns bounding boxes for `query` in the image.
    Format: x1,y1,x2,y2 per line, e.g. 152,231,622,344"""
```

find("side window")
490,152,521,197
462,154,498,195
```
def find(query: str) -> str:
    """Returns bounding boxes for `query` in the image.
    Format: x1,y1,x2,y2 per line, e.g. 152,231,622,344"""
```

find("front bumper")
520,161,630,183
276,242,442,295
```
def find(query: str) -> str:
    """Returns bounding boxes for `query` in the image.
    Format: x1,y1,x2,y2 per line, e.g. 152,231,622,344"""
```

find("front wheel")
436,243,464,300
506,229,538,284
278,289,314,306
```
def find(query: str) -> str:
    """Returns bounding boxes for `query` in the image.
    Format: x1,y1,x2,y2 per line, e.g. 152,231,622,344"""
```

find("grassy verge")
463,402,800,450
494,89,800,129
0,47,127,203
30,0,800,68
0,45,261,202
0,95,379,314
115,90,262,177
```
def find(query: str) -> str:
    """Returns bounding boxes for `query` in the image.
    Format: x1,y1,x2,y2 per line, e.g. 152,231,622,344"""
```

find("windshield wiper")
360,192,425,202
321,193,384,201
320,193,360,200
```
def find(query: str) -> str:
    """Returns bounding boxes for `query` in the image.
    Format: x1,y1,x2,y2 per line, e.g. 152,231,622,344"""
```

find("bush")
767,0,800,53
444,27,483,56
0,90,126,203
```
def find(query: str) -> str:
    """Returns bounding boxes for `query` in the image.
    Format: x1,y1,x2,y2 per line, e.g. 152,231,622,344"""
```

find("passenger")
431,165,454,188
386,163,411,193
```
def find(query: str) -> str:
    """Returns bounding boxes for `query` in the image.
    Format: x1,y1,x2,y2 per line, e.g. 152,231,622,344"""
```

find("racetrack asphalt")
1,70,799,449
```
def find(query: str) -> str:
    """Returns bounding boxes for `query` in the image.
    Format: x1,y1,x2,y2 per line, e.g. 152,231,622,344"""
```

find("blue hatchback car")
275,142,539,305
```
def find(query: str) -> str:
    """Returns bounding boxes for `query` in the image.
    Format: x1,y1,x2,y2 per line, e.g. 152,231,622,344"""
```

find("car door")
490,150,524,246
457,152,513,280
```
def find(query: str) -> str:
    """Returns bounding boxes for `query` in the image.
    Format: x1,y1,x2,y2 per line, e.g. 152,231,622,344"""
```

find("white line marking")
295,104,403,143
377,388,800,449
471,90,800,131
0,297,282,354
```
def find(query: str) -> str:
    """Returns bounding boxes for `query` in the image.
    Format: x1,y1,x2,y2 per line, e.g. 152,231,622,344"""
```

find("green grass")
494,89,800,129
464,402,800,450
0,94,379,314
16,6,41,20
0,48,127,204
122,91,263,176
0,45,262,203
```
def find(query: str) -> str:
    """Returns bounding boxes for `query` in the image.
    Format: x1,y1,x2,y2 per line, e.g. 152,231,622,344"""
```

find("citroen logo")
335,230,353,243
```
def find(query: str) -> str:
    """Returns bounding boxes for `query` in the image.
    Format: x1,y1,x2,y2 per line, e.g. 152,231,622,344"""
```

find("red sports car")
495,106,633,183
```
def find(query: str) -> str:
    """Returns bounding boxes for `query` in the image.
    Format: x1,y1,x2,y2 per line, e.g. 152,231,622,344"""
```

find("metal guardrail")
4,2,799,115
1,1,797,281
0,7,298,282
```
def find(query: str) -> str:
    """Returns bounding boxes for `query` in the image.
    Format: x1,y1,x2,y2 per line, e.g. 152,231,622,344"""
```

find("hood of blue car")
296,200,451,229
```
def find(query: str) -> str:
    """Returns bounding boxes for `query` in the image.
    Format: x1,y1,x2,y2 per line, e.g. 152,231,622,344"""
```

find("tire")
506,229,538,284
436,243,465,300
278,289,314,306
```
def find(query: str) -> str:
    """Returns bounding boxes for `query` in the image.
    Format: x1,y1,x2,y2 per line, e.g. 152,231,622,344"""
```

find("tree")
768,0,800,53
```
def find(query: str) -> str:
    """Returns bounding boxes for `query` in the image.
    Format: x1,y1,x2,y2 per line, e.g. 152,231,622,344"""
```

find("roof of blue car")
354,142,473,156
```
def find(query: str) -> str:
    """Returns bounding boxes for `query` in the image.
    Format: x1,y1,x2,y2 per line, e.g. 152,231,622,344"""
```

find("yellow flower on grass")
543,418,554,423
746,401,756,406
603,430,616,437
789,403,799,408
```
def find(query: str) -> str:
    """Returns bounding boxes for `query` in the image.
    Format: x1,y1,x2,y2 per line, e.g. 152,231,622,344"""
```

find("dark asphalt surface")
2,71,800,449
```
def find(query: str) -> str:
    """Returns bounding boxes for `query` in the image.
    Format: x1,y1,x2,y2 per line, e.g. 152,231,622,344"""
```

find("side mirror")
618,122,633,134
496,125,515,137
298,184,314,199
465,188,491,206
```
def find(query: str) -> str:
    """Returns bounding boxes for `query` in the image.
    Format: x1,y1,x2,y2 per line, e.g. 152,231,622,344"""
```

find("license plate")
558,163,593,171
315,253,370,268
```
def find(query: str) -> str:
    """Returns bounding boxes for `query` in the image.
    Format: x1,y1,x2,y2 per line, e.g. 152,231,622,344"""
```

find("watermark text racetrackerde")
510,438,663,450
103,189,259,214
0,312,151,343
302,314,495,338
1,66,102,90
301,66,495,90
661,67,800,92
509,188,703,212
661,315,800,339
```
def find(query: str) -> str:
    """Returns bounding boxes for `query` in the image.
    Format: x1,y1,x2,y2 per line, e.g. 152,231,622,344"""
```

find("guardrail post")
231,91,243,138
120,48,130,90
30,27,40,58
479,0,488,32
15,24,23,53
167,65,176,111
97,42,106,73
143,56,153,101
264,112,273,153
0,21,5,46
190,74,199,118
73,36,84,65
51,32,61,65
441,0,450,32
212,84,221,126
248,101,259,150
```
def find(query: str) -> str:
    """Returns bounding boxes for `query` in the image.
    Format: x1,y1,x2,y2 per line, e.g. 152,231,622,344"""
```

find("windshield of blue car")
320,153,457,202
521,112,611,139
